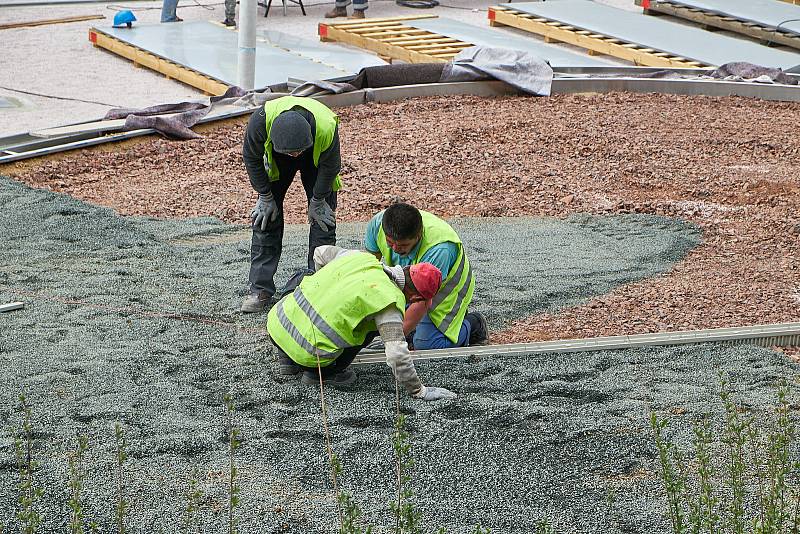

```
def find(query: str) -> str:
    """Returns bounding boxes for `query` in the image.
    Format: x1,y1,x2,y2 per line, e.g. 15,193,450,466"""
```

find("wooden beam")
487,7,704,67
88,29,229,95
0,14,103,30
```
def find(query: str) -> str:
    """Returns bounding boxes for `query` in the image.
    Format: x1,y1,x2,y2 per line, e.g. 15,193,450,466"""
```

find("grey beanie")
270,111,313,154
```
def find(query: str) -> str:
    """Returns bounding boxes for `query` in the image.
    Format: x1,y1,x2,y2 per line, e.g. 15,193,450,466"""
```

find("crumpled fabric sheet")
104,85,273,140
708,61,798,85
440,46,554,96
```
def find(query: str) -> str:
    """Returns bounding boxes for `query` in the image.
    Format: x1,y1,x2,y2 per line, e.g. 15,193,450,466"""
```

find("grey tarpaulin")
440,46,553,96
104,86,272,139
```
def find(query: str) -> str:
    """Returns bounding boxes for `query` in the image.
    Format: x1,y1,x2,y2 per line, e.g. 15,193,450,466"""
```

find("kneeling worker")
364,202,487,350
266,245,456,401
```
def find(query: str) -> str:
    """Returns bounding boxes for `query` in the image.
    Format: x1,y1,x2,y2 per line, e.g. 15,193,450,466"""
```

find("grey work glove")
415,385,457,402
308,197,335,232
251,192,278,231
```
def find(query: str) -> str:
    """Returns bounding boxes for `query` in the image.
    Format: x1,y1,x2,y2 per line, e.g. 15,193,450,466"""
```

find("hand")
308,197,335,232
417,385,457,402
251,192,278,231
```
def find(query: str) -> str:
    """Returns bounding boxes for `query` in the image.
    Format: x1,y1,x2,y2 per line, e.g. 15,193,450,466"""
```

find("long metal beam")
3,72,800,164
352,322,800,365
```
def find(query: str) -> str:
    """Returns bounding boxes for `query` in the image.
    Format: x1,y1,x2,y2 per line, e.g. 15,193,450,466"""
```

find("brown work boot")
349,9,365,18
324,6,347,18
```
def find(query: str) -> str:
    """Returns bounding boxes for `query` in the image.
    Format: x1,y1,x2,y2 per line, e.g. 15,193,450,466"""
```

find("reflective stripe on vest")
274,296,339,358
375,210,474,343
293,286,350,349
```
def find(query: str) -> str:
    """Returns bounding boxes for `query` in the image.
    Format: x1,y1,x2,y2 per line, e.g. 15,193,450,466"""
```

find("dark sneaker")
465,312,488,345
278,353,300,375
240,290,272,313
300,369,356,387
222,18,235,26
324,6,347,17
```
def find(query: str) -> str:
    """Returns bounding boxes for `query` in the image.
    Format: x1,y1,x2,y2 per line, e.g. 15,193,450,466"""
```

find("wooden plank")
318,23,448,63
89,29,229,95
406,42,471,51
487,7,704,68
323,14,437,27
0,14,103,30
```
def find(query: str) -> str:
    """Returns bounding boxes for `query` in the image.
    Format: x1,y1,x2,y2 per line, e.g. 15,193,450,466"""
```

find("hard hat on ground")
113,10,137,28
409,263,442,301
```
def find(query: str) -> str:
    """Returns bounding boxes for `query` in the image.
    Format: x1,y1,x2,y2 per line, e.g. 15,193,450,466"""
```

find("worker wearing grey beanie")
240,96,343,313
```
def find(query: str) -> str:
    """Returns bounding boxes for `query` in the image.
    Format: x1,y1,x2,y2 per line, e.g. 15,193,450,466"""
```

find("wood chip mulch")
5,93,799,343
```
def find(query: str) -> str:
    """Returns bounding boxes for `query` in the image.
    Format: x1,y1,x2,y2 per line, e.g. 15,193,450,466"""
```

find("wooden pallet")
0,14,104,30
88,28,229,96
318,15,473,63
636,0,800,51
488,5,704,68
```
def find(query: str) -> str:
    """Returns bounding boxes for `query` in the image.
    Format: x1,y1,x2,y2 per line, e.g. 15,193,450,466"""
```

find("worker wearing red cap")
266,245,457,401
365,202,487,350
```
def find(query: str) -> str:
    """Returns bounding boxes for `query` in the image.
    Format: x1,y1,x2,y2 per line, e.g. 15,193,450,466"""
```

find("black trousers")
274,331,378,377
249,151,337,296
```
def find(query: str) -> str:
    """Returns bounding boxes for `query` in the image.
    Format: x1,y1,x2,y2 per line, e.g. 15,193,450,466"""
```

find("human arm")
403,301,428,336
312,125,341,199
374,306,456,401
242,108,270,194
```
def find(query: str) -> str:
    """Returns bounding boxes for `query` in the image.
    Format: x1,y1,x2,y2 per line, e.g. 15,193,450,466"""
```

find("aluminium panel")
503,0,800,68
404,17,611,67
100,21,349,88
657,0,800,35
258,29,387,73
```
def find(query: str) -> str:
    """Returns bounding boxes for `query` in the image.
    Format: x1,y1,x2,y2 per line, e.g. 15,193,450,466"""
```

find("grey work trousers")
249,152,337,297
224,0,235,21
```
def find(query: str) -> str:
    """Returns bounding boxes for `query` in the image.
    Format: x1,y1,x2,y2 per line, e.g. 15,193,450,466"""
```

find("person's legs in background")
160,0,182,22
223,0,236,26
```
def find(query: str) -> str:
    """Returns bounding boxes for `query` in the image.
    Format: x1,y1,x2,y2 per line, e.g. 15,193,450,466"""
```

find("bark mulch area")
5,93,800,343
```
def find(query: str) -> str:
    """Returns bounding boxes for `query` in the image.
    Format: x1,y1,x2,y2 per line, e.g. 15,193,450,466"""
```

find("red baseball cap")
409,263,442,301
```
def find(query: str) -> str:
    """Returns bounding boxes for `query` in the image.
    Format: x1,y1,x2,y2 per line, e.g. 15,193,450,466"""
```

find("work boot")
300,369,357,387
465,312,489,346
349,9,365,18
324,6,347,18
222,18,235,27
240,290,272,313
277,353,300,375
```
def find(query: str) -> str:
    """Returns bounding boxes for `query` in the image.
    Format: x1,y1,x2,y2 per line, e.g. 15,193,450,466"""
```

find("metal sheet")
503,1,800,68
405,17,611,67
258,29,386,73
658,0,800,35
101,22,351,88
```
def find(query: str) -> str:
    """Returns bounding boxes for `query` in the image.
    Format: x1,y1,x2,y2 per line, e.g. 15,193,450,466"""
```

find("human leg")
352,0,367,16
223,0,236,25
299,163,337,270
299,332,377,386
412,313,470,350
325,0,349,17
160,0,181,22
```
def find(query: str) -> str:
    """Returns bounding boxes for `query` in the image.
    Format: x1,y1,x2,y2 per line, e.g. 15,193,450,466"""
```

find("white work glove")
308,197,335,232
414,385,457,402
251,192,278,231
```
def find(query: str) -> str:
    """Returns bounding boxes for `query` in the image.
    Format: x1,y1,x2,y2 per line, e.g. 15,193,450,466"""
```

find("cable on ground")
0,85,119,107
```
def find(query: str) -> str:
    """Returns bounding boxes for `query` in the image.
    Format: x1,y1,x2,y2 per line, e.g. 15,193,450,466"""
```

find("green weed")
15,394,43,534
184,467,203,534
67,433,91,534
114,422,128,534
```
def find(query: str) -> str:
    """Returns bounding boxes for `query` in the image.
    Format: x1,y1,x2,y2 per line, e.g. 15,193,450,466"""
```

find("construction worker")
267,245,457,401
365,202,488,350
241,96,341,313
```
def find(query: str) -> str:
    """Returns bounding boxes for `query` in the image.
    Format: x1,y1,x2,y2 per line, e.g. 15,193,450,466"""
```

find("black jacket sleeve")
242,108,270,194
312,125,342,199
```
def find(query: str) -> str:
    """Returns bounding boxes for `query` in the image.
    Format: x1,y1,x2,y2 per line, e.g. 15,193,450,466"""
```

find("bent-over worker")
241,96,341,313
266,245,456,401
365,202,487,350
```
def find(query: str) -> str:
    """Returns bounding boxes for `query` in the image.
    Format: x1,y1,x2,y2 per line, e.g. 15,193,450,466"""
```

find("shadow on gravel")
4,176,794,533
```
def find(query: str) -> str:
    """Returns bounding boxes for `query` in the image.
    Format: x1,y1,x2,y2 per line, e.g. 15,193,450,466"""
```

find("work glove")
251,192,278,231
308,197,335,232
415,385,457,402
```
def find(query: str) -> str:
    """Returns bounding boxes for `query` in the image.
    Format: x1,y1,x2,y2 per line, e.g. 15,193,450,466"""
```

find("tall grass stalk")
720,379,751,534
651,411,687,533
15,394,43,534
223,394,240,534
114,422,128,534
68,433,89,534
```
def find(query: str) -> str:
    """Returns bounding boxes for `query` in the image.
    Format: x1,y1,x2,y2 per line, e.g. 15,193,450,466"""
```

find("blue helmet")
112,10,137,28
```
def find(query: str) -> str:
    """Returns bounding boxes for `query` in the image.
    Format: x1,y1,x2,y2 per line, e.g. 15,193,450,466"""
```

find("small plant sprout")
650,411,687,533
68,433,90,534
184,467,204,534
390,383,421,534
114,422,129,534
15,394,43,534
223,393,241,534
333,454,371,534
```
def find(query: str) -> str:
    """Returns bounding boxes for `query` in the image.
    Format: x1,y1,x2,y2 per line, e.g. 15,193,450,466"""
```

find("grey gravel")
2,175,796,533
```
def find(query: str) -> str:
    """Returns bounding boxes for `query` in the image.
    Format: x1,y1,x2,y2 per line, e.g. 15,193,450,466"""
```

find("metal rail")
352,322,800,365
